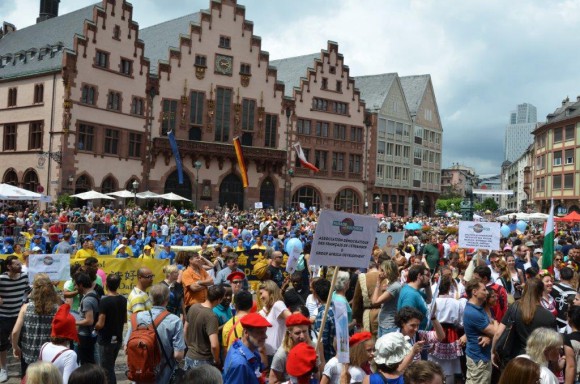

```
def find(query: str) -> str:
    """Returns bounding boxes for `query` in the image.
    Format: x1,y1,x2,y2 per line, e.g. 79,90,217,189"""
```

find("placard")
458,221,500,251
376,231,405,257
333,299,350,363
254,202,263,209
310,210,378,268
28,254,70,282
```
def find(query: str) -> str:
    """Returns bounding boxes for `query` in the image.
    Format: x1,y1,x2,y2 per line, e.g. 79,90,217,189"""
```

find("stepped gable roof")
270,53,320,97
399,75,430,115
353,73,398,111
0,4,95,79
139,12,201,75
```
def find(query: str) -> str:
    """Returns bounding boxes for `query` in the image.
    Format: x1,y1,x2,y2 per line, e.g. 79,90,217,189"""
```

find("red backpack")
126,310,171,382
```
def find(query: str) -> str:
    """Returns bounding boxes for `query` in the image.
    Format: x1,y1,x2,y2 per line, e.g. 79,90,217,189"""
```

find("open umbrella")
106,190,135,198
159,192,191,201
70,190,115,200
0,183,43,201
136,190,160,199
404,222,422,230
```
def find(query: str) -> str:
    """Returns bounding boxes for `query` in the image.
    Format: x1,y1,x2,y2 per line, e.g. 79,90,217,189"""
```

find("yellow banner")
71,257,168,295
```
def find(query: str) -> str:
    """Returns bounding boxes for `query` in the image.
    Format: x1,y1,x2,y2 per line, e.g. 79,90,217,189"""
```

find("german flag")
233,137,249,188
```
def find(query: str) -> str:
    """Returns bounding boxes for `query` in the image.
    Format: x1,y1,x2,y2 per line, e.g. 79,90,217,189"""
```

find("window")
378,119,387,135
395,144,402,157
566,149,574,165
107,91,121,111
312,98,348,115
321,78,328,90
387,120,395,134
394,167,401,180
313,98,328,111
28,122,43,150
78,124,94,151
333,102,347,115
129,133,142,157
215,88,231,142
190,91,205,126
195,55,207,67
333,124,346,140
554,151,562,166
264,114,277,148
113,25,121,39
3,124,17,150
402,168,409,182
131,97,144,116
386,166,393,179
240,63,251,75
538,133,546,147
120,59,132,75
95,50,109,68
315,122,329,137
241,99,255,131
219,36,231,49
378,141,385,155
104,128,119,155
349,154,361,174
414,127,423,144
536,155,545,169
377,164,384,179
297,119,311,135
81,85,96,105
295,148,310,168
424,109,432,121
434,132,441,144
386,143,394,156
566,125,575,141
554,127,563,143
161,99,178,136
350,126,363,142
336,81,342,92
332,152,345,172
553,174,562,189
33,84,44,103
403,146,410,159
414,148,422,165
396,122,404,135
314,150,327,170
413,169,421,188
7,88,17,107
565,173,574,189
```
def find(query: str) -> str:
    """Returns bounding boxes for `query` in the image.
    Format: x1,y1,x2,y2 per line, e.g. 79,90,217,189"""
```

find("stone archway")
292,186,321,210
259,177,275,208
334,188,360,213
164,170,193,201
23,169,39,192
219,173,244,210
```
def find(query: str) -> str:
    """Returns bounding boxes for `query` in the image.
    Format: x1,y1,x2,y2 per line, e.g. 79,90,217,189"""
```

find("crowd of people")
0,204,579,384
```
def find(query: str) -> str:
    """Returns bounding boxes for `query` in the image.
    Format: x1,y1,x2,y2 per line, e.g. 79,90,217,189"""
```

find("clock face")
215,54,233,75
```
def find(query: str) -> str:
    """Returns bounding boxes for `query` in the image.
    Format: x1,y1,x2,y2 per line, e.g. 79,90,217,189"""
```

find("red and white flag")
293,142,319,172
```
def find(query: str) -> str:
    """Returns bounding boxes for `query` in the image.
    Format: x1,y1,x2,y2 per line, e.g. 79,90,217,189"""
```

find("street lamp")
194,160,202,210
374,195,380,214
450,203,455,212
132,180,139,206
420,199,425,216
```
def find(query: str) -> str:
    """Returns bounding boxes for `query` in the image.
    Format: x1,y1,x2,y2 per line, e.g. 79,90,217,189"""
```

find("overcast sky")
4,0,580,175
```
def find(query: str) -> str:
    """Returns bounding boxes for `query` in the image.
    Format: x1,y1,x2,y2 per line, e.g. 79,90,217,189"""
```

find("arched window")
259,177,275,208
165,171,192,201
101,176,117,194
189,127,201,141
23,170,39,192
219,174,244,210
2,169,18,186
334,189,360,213
75,174,91,194
292,186,320,210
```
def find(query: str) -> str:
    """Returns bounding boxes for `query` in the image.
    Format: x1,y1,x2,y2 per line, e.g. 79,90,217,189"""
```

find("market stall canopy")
0,183,43,201
70,190,115,200
159,192,191,201
136,191,161,199
555,211,580,222
106,190,135,198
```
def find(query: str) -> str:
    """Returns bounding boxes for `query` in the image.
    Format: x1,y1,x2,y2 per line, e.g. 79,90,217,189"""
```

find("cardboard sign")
458,221,501,251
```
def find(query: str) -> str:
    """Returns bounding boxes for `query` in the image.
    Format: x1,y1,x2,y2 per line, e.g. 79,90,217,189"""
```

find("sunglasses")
555,258,562,262
140,274,155,279
232,280,243,284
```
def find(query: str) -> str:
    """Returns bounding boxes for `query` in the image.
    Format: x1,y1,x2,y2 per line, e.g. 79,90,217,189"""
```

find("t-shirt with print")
79,291,99,336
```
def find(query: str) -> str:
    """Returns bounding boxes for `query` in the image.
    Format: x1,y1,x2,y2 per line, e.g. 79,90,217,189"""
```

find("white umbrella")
70,190,115,200
0,183,43,201
159,192,191,201
136,190,161,199
106,190,135,198
496,214,510,221
515,212,531,220
529,212,549,221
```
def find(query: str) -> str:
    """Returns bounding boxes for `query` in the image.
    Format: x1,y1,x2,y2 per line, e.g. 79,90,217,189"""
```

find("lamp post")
420,199,425,216
132,180,139,207
450,203,455,212
374,195,380,214
194,160,202,210
285,107,292,210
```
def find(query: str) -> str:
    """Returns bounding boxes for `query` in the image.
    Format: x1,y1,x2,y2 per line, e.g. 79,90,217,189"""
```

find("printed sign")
310,210,378,268
458,221,500,251
333,299,350,363
376,231,405,257
29,254,70,282
254,202,263,209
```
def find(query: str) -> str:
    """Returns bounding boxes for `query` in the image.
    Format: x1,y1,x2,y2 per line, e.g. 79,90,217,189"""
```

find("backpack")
126,310,171,382
253,258,270,280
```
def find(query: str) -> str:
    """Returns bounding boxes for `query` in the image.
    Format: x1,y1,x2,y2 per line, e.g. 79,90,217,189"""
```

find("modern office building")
504,102,538,162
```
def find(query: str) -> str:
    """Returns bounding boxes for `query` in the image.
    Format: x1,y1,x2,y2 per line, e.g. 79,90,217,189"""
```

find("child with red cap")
39,303,79,383
285,342,318,384
321,331,375,384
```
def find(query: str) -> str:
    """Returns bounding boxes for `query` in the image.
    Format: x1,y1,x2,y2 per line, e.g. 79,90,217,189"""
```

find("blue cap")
35,229,43,234
32,235,40,240
101,236,108,241
163,242,171,247
64,229,71,233
176,236,183,242
5,237,14,244
252,230,260,237
89,228,96,232
58,234,64,239
129,236,136,241
267,235,274,241
85,235,93,241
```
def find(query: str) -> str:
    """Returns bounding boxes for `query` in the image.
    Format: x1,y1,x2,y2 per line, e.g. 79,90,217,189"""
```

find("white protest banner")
333,299,350,363
310,210,378,269
28,254,70,282
458,221,501,251
254,202,263,209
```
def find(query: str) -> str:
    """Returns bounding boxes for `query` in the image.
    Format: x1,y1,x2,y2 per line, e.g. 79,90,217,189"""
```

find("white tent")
0,183,43,201
136,191,161,199
71,190,115,200
106,190,135,198
159,192,191,201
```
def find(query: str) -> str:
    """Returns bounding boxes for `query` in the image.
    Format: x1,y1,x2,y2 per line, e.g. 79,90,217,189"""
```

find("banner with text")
310,210,378,269
29,254,71,282
458,221,500,251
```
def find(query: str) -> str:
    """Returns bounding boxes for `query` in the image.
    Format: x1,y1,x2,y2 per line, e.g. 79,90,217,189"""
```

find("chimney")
2,22,17,35
37,0,60,23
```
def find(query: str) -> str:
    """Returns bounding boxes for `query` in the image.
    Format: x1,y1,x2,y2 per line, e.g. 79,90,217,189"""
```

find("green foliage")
481,197,498,211
56,193,74,209
436,197,463,212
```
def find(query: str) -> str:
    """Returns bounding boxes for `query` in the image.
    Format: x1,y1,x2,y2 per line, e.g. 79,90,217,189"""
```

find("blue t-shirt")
464,302,491,362
397,285,428,330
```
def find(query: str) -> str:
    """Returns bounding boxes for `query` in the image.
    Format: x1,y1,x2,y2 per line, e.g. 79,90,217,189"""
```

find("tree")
481,197,498,212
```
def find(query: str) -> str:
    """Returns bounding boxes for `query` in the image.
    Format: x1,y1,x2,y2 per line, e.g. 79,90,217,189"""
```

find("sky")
3,0,580,175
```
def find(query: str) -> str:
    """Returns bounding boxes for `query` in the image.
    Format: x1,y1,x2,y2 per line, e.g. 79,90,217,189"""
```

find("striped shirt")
0,272,30,318
127,287,151,318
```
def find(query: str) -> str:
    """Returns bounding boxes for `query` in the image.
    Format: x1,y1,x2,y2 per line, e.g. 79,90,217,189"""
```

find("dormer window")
219,36,231,49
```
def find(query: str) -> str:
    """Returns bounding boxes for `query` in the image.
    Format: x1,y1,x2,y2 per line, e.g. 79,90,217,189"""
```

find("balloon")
500,224,511,238
285,237,303,255
516,220,528,232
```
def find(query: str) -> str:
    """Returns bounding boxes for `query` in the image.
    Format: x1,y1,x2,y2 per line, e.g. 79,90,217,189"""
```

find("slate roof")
139,12,201,75
0,4,95,80
399,75,430,115
270,53,320,97
546,99,580,124
353,73,398,111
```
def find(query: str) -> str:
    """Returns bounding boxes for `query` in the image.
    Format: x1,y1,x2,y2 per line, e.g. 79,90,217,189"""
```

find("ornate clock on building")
215,54,233,75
